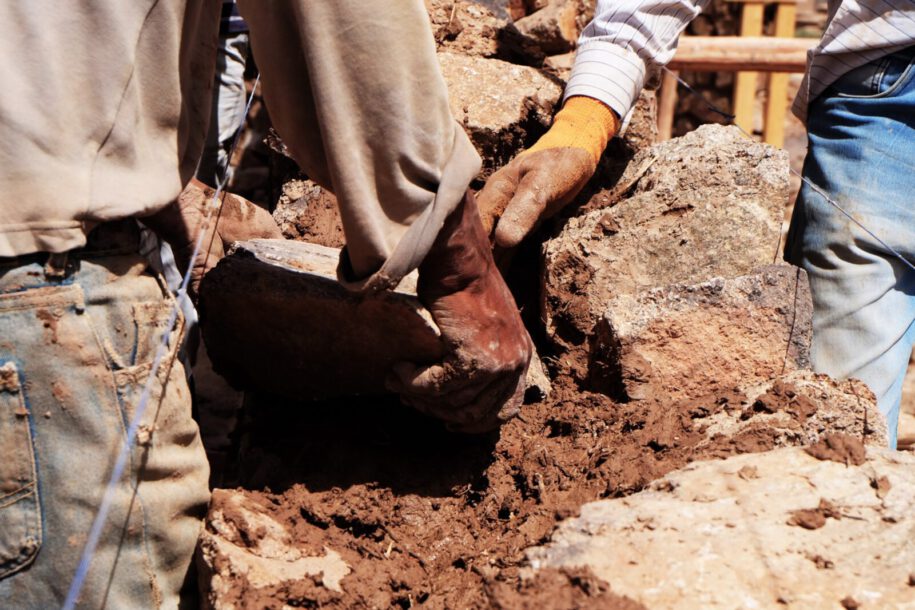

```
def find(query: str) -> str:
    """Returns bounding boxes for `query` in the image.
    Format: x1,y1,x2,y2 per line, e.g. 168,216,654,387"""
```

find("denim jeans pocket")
0,361,42,579
833,48,915,99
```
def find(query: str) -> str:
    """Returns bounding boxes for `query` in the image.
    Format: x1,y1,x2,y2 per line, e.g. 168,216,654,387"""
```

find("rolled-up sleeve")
565,0,709,120
238,0,481,292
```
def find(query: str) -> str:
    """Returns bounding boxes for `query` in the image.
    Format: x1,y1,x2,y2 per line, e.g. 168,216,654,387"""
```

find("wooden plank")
668,36,813,72
763,3,797,147
657,69,679,141
734,2,765,133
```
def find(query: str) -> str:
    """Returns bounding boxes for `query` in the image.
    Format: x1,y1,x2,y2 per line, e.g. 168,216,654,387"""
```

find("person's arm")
478,0,708,248
238,0,531,431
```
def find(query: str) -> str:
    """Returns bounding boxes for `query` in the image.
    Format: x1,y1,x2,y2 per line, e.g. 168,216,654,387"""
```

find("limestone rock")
427,0,544,66
199,239,551,402
527,444,915,609
439,52,562,174
588,264,811,401
543,125,788,373
198,489,352,609
514,0,590,55
272,178,345,248
691,370,888,450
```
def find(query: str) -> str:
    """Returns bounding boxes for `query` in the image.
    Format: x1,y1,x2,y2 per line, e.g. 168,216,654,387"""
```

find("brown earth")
199,362,879,608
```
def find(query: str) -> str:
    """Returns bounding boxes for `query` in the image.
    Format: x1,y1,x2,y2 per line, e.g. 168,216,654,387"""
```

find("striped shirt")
221,0,248,35
565,0,915,124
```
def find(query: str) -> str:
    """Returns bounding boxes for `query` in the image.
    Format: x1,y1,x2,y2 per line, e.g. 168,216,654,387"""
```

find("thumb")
493,170,551,249
476,164,521,237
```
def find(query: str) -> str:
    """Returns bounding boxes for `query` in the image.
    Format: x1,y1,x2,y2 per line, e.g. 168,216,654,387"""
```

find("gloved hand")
387,190,533,433
143,178,283,301
477,96,619,248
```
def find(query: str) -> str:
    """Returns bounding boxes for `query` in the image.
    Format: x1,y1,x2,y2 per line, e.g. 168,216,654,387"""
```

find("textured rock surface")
272,178,345,248
527,444,915,609
587,264,811,400
543,124,788,373
690,370,888,450
427,0,544,65
198,489,352,609
439,52,562,174
513,0,585,54
199,239,550,401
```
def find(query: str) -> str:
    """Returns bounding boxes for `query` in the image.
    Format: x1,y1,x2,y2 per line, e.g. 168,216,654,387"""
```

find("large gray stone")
588,264,812,401
439,52,562,175
542,125,789,376
527,444,915,609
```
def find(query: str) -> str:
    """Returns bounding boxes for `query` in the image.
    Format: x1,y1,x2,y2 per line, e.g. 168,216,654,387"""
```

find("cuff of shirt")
563,40,648,122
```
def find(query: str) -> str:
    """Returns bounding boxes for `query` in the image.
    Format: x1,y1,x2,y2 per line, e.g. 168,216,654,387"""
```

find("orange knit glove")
477,96,619,248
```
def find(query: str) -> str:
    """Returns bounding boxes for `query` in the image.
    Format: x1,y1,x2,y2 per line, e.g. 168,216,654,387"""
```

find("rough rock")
427,0,544,65
272,178,345,248
513,0,592,55
527,444,915,609
439,52,562,175
690,370,888,451
543,124,788,373
197,489,352,609
587,264,811,400
199,238,551,401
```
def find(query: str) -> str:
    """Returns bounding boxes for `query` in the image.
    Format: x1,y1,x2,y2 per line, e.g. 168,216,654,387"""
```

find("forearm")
238,0,481,292
567,0,709,120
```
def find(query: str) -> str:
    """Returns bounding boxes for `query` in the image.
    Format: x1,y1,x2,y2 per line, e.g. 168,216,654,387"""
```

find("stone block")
438,52,562,175
199,239,550,402
588,264,811,401
527,443,915,609
543,124,788,374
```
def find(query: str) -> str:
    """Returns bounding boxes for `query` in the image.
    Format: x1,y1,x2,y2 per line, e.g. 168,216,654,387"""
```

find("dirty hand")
387,190,533,433
477,96,619,248
143,178,283,301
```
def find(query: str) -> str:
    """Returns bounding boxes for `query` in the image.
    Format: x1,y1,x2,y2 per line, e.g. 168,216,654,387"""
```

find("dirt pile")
197,370,885,609
527,442,915,609
272,179,344,248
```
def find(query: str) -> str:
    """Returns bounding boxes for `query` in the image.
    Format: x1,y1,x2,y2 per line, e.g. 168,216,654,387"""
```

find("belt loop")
44,252,70,280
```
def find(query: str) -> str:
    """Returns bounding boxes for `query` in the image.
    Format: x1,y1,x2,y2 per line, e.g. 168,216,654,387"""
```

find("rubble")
427,0,544,65
543,124,788,376
439,51,562,174
272,178,344,247
693,370,888,451
527,444,915,609
587,264,811,400
197,489,352,609
198,238,551,401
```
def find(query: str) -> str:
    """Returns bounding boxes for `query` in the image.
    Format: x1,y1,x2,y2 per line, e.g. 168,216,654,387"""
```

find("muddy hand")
143,178,282,301
477,96,619,249
387,190,532,433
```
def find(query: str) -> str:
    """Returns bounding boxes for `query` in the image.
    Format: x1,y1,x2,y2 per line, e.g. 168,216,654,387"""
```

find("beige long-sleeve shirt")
0,0,480,292
565,0,915,124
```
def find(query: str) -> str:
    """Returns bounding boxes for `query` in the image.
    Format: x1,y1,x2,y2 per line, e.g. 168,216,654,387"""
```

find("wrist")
524,96,620,165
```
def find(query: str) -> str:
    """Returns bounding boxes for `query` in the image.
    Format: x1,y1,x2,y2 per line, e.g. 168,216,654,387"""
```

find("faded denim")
786,46,915,448
0,225,210,608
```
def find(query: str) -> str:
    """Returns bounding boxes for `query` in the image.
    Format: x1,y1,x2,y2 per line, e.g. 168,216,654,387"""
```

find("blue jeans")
0,225,210,608
786,46,915,448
